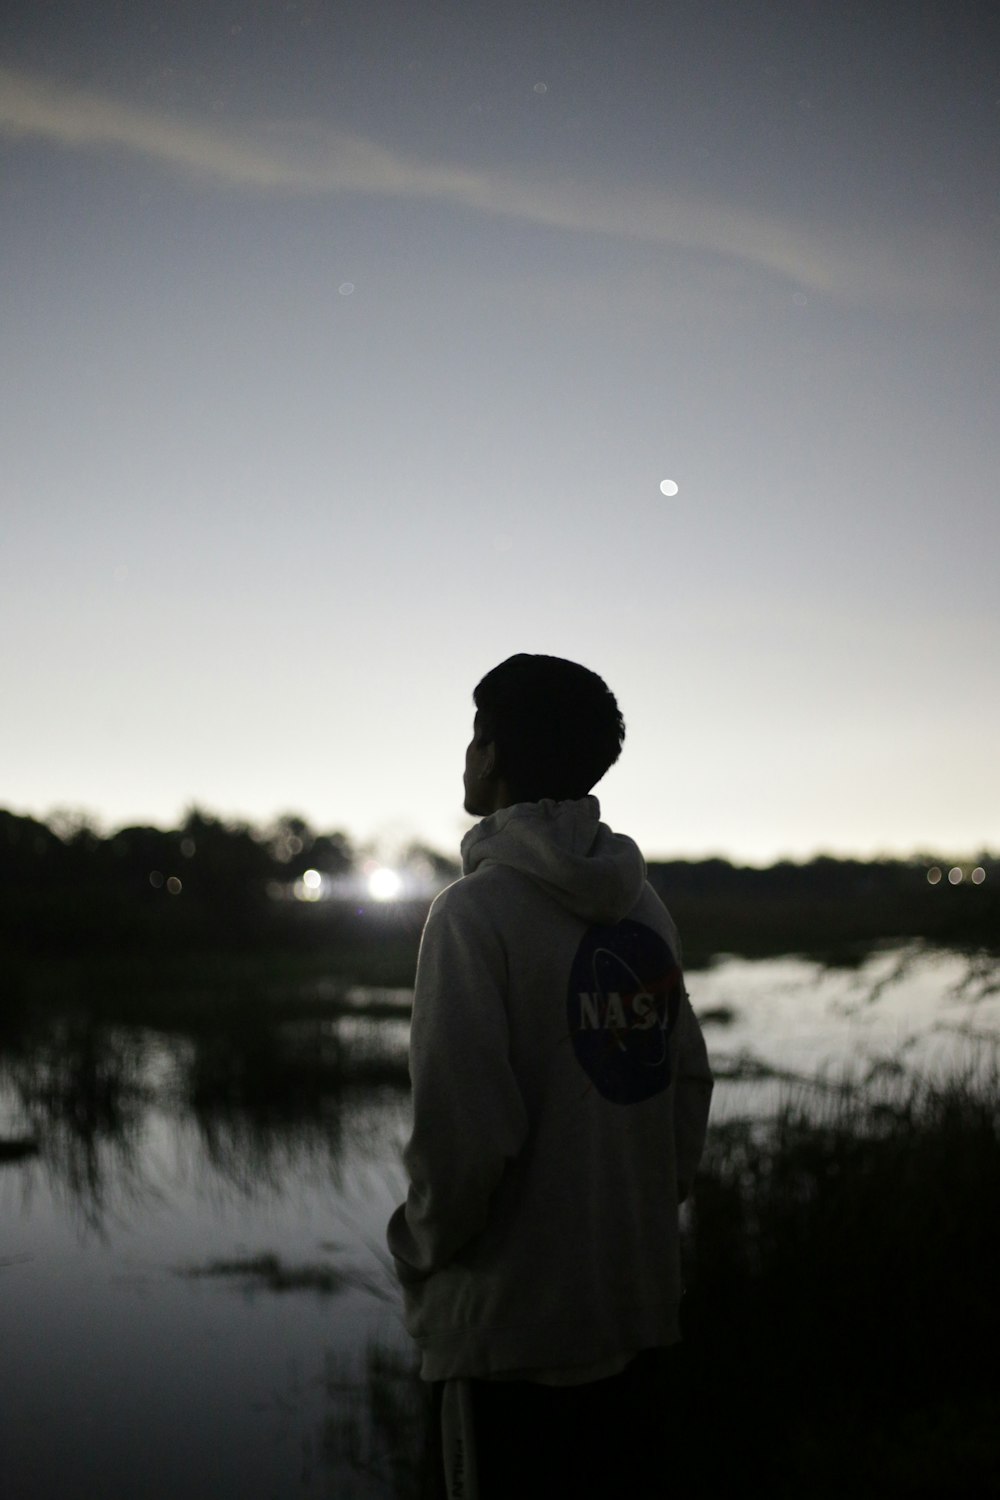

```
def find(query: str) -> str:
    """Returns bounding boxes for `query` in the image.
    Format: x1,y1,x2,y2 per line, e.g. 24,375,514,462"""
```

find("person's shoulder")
425,864,527,937
632,880,683,957
429,863,517,913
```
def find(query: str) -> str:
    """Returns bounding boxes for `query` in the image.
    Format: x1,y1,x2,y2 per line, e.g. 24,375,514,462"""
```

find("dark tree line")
646,852,998,961
0,807,361,956
0,807,995,965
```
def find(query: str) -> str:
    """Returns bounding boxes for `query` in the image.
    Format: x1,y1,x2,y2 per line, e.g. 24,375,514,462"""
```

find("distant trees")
400,841,461,887
0,809,61,880
261,813,353,881
0,807,995,964
0,807,360,956
646,852,998,962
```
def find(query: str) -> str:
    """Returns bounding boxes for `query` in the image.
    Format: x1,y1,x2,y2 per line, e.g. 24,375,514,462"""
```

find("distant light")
180,838,196,858
659,479,679,497
971,867,986,885
149,870,164,889
302,868,322,891
338,282,355,296
533,82,547,94
948,866,963,885
926,867,941,885
166,876,183,895
369,866,403,901
274,834,304,863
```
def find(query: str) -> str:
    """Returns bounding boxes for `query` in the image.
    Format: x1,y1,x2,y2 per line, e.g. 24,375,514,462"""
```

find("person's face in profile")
463,714,496,817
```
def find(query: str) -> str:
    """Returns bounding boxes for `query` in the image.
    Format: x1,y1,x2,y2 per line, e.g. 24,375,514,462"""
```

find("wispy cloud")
0,67,964,307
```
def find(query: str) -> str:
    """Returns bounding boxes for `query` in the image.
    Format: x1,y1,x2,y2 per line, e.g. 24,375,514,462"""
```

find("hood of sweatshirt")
460,796,646,925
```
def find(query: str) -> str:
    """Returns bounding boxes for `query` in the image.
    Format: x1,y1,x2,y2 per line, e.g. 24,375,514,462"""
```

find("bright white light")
659,479,679,496
368,866,403,901
302,868,322,890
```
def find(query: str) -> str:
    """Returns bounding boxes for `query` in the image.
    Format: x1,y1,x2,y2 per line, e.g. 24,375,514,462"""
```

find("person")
387,654,713,1498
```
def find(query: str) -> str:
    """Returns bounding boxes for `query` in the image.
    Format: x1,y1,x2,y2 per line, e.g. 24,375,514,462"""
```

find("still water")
1,944,997,1499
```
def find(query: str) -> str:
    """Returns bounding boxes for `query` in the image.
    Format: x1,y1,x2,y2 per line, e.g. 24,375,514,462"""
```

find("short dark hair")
473,654,625,803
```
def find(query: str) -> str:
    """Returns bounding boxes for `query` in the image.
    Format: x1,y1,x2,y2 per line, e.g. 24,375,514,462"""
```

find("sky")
2,1,998,864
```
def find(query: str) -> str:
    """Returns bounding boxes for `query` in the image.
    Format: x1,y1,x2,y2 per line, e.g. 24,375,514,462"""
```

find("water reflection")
0,1013,158,1232
3,947,1000,1229
321,1340,424,1500
0,995,410,1233
0,950,997,1498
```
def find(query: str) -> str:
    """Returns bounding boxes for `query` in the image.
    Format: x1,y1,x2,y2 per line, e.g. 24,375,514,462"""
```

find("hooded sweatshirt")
387,797,713,1382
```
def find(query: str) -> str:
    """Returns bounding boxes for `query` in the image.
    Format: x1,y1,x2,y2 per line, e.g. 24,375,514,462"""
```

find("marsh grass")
679,1062,1000,1494
178,1249,393,1303
4,946,997,1493
332,1064,1000,1497
322,1341,425,1500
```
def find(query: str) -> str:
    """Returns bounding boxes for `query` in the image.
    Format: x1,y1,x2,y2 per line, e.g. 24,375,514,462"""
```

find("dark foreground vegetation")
2,929,998,1495
339,1067,1000,1498
3,808,997,1492
679,1068,1000,1495
2,808,997,997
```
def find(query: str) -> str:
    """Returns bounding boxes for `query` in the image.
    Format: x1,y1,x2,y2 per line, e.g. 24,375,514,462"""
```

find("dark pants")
422,1347,681,1499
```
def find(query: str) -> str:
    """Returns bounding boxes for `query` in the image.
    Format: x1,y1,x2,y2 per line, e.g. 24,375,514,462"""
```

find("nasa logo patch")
567,920,682,1104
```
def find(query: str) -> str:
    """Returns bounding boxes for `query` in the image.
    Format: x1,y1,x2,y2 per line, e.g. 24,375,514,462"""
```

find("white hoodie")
387,797,713,1382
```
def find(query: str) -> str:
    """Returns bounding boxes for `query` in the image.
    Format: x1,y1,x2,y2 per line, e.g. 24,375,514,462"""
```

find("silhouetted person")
387,655,713,1497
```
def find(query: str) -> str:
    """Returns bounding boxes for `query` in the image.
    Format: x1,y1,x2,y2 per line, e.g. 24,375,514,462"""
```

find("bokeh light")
369,866,403,901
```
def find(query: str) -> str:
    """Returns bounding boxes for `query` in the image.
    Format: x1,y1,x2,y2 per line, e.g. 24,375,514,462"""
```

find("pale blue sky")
2,3,997,861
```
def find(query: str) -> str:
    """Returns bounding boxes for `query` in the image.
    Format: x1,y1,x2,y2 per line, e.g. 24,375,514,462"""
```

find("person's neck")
487,778,517,814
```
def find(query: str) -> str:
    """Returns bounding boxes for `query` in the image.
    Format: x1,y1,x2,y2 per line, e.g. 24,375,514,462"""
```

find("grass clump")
330,1065,1000,1497
679,1063,1000,1495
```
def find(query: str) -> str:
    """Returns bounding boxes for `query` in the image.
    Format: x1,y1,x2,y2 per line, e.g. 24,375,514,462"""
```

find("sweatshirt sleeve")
387,887,530,1286
673,992,714,1200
